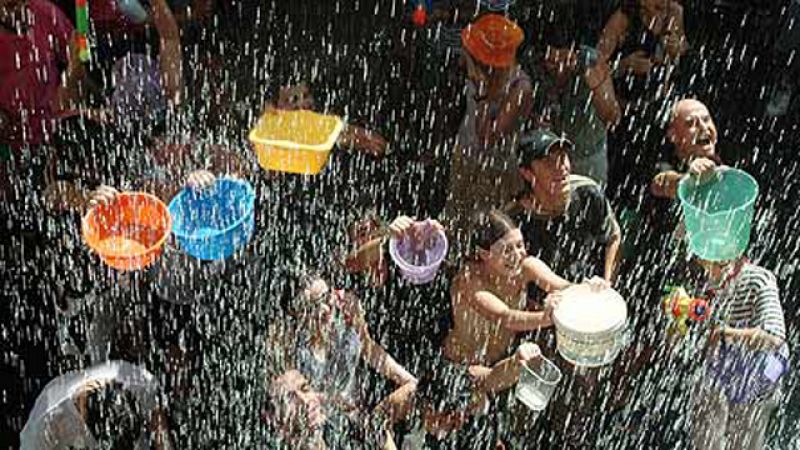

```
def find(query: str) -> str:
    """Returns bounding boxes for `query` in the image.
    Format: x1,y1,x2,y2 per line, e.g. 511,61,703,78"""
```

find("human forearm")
584,60,621,127
723,327,784,350
364,339,416,386
151,0,183,103
604,233,621,283
501,308,551,332
651,170,682,198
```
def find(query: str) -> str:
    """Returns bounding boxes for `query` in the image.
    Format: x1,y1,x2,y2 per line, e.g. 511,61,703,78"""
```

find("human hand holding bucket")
706,338,789,404
388,218,448,285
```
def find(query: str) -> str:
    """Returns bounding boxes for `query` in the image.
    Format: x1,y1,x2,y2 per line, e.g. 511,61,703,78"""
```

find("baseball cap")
518,129,575,167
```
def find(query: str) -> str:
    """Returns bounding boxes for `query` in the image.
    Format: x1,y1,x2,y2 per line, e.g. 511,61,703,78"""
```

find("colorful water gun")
661,286,711,336
75,0,90,62
411,0,433,27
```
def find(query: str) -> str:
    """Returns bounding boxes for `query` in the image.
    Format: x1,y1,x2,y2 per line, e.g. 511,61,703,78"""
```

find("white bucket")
552,284,628,368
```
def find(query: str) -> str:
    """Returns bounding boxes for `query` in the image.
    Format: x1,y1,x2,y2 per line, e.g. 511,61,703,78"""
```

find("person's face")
669,101,718,159
270,370,327,441
479,228,527,277
543,46,578,76
0,0,27,30
696,258,732,285
300,278,335,332
277,83,315,110
521,147,572,204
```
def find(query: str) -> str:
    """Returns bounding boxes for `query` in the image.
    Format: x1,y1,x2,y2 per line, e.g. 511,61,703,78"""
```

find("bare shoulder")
452,262,483,302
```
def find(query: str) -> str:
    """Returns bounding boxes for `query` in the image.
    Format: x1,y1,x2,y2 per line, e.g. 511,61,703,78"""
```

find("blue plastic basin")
168,178,256,260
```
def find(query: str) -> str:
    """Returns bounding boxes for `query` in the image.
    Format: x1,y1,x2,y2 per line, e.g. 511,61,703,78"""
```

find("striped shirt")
716,263,787,343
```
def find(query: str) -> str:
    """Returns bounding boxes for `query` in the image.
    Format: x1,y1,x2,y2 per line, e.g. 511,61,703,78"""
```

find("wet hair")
466,210,518,259
280,266,329,318
84,383,146,450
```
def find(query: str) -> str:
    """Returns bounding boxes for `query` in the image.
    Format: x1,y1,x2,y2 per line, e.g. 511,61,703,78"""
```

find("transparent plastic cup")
515,356,562,412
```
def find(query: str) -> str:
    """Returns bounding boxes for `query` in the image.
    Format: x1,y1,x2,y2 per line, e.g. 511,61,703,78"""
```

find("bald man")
650,99,722,199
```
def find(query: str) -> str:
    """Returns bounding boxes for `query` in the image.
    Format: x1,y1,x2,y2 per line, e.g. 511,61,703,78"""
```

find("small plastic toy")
75,0,90,62
661,286,712,336
411,0,432,27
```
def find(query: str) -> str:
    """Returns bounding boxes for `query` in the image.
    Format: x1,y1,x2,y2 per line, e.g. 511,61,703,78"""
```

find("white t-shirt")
20,361,159,450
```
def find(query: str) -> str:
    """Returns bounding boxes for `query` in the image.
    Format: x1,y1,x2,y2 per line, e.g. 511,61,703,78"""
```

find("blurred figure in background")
525,4,620,187
443,13,533,249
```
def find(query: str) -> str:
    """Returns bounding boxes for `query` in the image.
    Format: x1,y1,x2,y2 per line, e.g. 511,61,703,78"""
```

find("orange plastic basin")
248,109,344,175
82,192,171,271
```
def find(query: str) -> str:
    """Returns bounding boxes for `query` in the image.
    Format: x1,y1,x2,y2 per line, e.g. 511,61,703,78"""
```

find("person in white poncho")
21,360,170,450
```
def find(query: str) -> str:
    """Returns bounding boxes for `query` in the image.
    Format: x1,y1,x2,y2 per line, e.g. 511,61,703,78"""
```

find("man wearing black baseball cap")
504,128,622,449
505,128,621,287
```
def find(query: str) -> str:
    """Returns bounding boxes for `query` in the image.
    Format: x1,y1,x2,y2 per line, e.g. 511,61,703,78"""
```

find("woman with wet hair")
264,271,416,448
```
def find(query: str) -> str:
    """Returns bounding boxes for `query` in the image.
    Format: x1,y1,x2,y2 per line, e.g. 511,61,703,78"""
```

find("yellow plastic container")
248,109,344,175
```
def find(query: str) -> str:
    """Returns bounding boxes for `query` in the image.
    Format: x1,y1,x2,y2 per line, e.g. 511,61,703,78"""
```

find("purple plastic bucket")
706,342,789,404
388,223,448,285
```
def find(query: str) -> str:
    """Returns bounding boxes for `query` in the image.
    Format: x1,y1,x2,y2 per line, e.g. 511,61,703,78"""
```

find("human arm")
604,232,621,283
474,81,534,147
55,31,87,112
345,293,416,386
715,273,786,351
337,124,389,157
463,286,558,332
596,10,629,65
661,3,688,61
716,327,784,351
584,60,621,127
650,170,682,198
151,0,183,104
522,256,571,293
650,157,717,198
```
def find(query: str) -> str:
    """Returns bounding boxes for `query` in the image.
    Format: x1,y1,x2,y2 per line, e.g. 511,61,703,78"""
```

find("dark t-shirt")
349,243,453,377
507,175,618,295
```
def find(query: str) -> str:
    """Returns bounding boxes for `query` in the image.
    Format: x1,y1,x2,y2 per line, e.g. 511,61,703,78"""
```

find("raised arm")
344,293,416,386
475,81,534,147
596,10,629,65
522,256,571,293
151,0,183,104
463,287,554,332
584,60,621,127
604,220,622,283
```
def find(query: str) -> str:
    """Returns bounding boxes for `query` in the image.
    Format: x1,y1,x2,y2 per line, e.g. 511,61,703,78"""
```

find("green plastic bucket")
677,167,759,262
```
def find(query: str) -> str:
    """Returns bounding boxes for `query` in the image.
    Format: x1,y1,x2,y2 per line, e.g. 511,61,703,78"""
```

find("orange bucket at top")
82,192,172,271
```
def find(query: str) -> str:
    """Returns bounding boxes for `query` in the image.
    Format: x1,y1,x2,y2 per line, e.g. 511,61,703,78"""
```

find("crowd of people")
2,0,799,448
